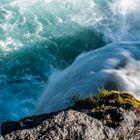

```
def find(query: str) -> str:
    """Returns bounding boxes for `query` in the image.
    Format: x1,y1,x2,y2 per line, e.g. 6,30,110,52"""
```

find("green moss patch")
73,90,140,111
73,90,140,128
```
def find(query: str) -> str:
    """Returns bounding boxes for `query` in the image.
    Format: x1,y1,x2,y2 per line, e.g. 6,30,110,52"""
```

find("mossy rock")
73,90,140,111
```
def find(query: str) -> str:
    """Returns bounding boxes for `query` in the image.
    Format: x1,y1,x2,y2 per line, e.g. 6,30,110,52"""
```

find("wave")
36,42,140,113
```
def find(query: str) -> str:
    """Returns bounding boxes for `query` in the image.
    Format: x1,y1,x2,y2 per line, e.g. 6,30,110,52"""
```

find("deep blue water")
0,0,140,123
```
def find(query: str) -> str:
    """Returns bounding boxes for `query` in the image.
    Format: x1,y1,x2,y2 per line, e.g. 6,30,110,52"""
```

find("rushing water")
0,0,140,122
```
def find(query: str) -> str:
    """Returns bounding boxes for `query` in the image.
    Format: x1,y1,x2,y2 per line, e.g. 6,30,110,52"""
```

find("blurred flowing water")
0,0,140,122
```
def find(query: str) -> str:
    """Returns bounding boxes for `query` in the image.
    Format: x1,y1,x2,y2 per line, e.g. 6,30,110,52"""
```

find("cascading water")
0,0,140,122
36,42,140,113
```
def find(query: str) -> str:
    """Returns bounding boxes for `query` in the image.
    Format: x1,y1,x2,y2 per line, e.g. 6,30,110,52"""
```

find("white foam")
1,0,140,53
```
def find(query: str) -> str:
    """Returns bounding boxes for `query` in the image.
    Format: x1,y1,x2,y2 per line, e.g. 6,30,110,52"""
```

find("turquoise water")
0,0,140,123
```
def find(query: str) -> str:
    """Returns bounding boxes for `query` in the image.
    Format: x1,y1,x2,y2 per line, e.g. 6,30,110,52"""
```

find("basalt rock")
1,92,140,140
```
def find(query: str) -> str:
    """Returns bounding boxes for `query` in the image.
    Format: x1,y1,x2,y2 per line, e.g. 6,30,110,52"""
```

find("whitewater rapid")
0,0,140,123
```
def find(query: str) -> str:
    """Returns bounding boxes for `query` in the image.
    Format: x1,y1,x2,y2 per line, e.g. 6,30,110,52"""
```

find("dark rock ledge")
1,90,140,140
